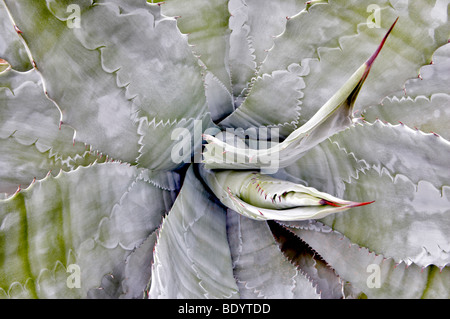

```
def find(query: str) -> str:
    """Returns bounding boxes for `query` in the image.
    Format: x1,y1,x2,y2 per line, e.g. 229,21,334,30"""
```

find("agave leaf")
219,63,307,137
88,232,157,299
73,2,208,124
393,43,450,98
204,71,235,123
362,44,450,140
258,0,364,75
120,233,157,299
231,0,306,73
226,211,320,298
363,94,450,141
282,120,450,200
268,220,344,299
227,0,257,99
137,114,212,171
295,0,449,124
203,21,395,170
0,3,31,71
276,138,364,197
288,222,450,298
71,1,211,170
161,0,232,93
0,69,98,195
0,136,65,196
160,0,236,123
330,120,450,190
0,162,176,298
1,0,142,163
321,167,450,269
421,266,450,299
228,0,306,98
200,168,373,221
0,69,79,154
283,120,450,267
2,0,212,169
149,165,239,299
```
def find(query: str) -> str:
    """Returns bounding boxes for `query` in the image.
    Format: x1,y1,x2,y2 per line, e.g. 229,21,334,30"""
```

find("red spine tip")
14,25,23,34
366,17,399,68
349,200,375,208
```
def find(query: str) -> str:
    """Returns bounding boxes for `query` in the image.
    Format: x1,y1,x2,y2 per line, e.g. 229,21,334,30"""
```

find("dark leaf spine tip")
14,25,22,34
366,17,399,68
349,200,375,208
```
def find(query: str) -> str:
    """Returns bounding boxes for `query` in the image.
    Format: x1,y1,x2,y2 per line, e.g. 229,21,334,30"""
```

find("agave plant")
0,0,449,299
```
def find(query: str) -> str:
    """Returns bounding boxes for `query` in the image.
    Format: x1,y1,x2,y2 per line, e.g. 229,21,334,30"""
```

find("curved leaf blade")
149,165,239,299
203,24,394,170
0,2,31,71
200,168,373,221
226,211,320,298
0,162,175,298
289,222,450,298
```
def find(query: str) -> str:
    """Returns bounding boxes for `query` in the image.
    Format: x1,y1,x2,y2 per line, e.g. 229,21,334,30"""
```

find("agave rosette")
0,0,449,299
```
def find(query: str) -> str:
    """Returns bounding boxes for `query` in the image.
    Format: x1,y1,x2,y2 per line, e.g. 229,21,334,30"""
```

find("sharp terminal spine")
14,25,22,34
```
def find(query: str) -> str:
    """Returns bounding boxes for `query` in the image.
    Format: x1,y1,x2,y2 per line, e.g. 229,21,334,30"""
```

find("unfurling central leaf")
202,18,398,171
199,167,374,221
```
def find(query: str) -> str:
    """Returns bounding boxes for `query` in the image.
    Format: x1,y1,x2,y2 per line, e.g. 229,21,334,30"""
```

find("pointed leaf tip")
366,17,399,68
200,168,374,221
348,200,375,208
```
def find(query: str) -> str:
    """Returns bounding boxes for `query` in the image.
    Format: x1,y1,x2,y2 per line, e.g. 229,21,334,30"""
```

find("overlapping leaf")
0,3,31,71
226,211,320,298
286,221,450,298
149,166,239,299
0,163,176,298
1,0,449,299
0,69,96,195
203,27,392,170
200,167,373,221
2,0,210,170
362,43,450,140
